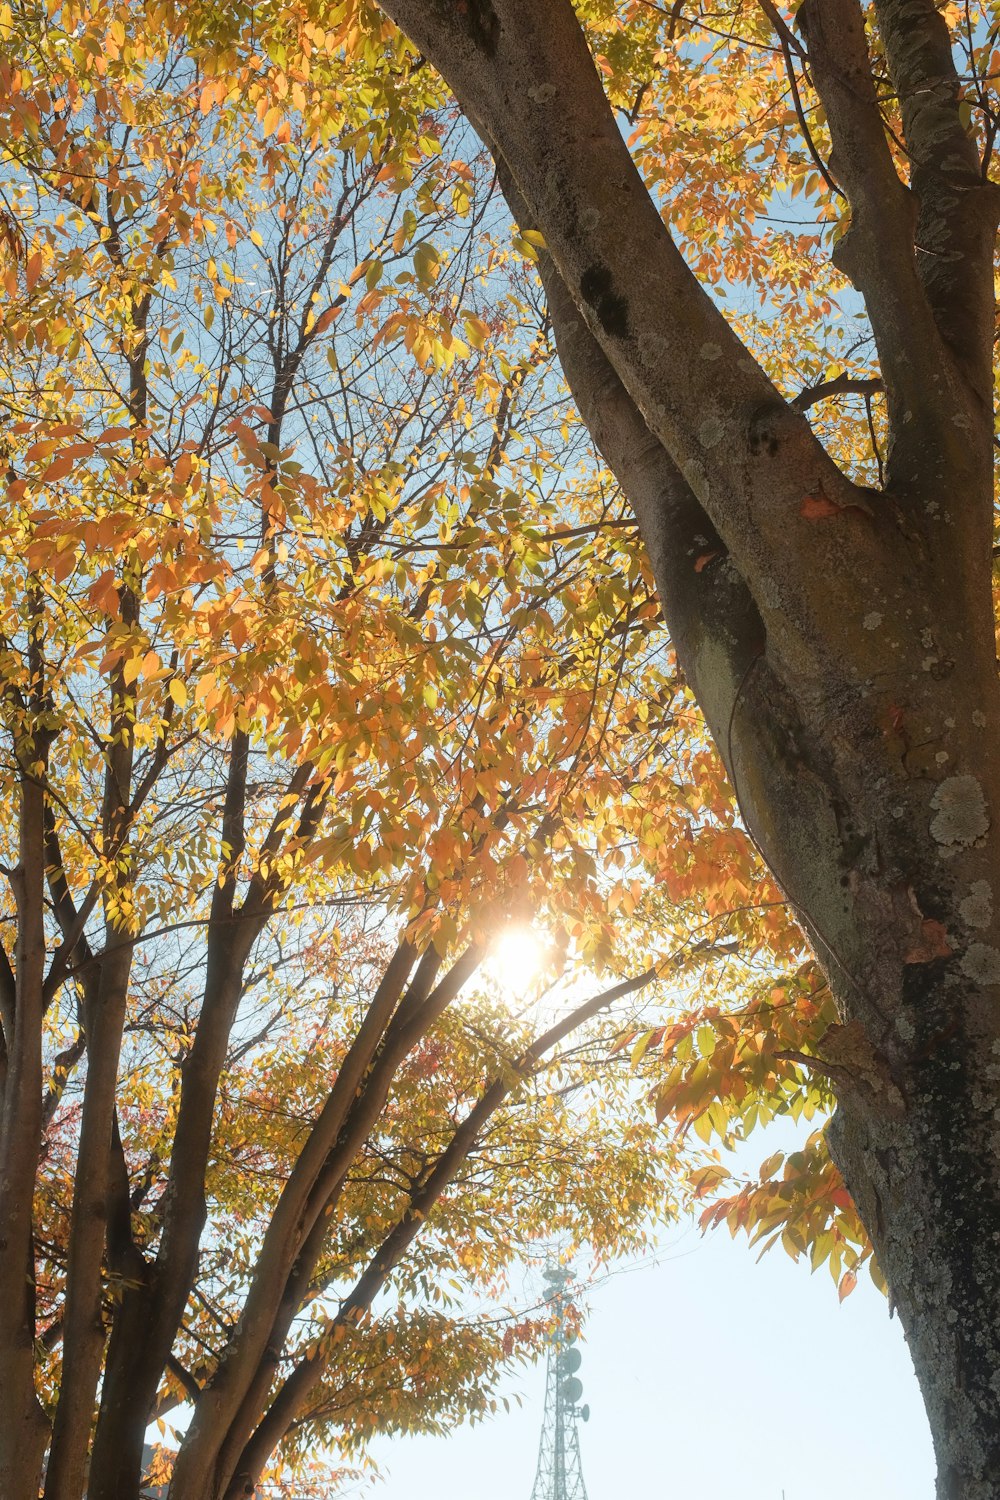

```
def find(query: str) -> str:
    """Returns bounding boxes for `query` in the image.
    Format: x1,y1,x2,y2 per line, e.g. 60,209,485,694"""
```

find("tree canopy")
7,0,1000,1495
0,4,822,1497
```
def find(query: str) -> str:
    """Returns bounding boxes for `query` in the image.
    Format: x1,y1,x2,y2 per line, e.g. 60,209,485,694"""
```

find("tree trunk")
373,2,1000,1492
832,1055,1000,1499
738,609,1000,1500
0,772,51,1500
559,270,1000,1495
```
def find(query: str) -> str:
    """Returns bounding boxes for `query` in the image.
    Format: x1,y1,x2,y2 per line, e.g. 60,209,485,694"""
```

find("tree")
339,1,1000,1494
0,5,785,1497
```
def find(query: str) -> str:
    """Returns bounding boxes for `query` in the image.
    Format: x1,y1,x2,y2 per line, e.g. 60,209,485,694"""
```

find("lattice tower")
529,1268,590,1500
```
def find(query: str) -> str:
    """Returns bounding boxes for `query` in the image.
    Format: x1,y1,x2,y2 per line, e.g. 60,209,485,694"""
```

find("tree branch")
796,0,969,494
482,149,764,763
225,966,663,1497
377,0,837,577
792,373,884,411
165,941,478,1499
874,0,1000,403
46,665,137,1499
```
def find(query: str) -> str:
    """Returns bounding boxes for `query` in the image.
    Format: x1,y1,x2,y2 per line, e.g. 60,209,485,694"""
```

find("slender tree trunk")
0,773,51,1500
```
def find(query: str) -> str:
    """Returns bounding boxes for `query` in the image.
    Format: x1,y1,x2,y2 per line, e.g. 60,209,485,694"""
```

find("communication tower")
529,1267,590,1500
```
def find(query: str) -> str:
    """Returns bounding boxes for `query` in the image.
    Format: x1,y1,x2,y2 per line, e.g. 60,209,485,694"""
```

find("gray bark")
375,2,1000,1493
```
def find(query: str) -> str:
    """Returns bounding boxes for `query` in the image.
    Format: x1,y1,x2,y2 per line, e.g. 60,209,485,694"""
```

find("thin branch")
792,373,884,411
759,0,844,201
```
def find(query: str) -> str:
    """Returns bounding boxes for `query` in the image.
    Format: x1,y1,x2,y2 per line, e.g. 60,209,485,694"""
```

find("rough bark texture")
375,2,1000,1495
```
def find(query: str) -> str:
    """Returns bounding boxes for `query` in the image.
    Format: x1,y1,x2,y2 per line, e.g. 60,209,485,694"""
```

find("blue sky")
367,1160,935,1500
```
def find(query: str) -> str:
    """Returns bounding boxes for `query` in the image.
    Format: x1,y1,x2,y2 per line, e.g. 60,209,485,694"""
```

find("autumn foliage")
0,6,738,1499
1,0,955,1496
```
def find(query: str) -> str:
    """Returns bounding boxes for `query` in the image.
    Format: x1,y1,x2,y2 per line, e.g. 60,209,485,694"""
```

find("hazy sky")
367,1140,935,1500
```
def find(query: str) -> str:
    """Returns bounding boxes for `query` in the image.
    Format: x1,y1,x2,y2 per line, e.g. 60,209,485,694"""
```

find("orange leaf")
904,918,953,964
800,491,843,520
42,453,77,484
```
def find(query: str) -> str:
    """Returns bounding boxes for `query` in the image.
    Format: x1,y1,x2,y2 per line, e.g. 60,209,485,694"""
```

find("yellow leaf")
463,314,489,351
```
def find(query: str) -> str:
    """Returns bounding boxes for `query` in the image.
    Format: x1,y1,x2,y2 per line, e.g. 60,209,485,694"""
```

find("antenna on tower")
529,1266,589,1500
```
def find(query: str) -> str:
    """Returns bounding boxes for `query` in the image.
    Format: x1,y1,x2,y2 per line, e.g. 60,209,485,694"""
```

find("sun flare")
490,926,547,997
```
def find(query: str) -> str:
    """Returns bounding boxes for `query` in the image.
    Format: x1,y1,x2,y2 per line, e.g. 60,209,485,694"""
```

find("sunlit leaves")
0,0,733,1474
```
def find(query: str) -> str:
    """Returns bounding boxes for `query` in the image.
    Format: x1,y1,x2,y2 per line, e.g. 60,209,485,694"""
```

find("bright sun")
490,926,547,997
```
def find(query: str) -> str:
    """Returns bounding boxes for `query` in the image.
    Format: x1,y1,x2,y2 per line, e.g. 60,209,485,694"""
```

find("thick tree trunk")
0,771,51,1500
832,1062,1000,1498
559,255,1000,1495
741,618,1000,1500
553,260,1000,1494
369,6,1000,1492
625,404,1000,1496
